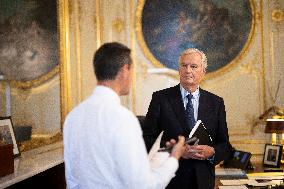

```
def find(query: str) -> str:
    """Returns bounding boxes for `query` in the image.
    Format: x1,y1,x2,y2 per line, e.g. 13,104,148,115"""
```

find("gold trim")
112,18,125,33
269,32,276,98
260,0,267,110
12,75,60,101
20,133,62,152
130,0,137,114
95,0,102,46
135,0,165,70
240,58,259,75
59,0,72,127
135,0,257,80
272,9,284,22
7,0,72,89
10,66,59,89
75,0,82,102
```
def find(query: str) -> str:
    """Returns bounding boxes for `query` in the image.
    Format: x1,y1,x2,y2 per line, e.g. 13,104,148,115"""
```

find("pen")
158,137,199,152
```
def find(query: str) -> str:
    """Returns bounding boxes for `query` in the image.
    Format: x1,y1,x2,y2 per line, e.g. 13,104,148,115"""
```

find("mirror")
0,0,70,151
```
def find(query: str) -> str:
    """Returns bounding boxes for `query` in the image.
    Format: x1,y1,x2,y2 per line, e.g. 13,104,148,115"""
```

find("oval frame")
9,67,59,89
0,1,61,89
135,0,256,80
0,0,71,151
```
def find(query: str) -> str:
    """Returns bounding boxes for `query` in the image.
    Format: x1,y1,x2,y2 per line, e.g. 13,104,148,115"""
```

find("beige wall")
0,77,61,136
1,0,284,162
65,0,284,163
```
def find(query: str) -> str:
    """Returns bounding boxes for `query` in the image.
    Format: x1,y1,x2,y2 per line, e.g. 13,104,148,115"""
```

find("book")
188,120,213,146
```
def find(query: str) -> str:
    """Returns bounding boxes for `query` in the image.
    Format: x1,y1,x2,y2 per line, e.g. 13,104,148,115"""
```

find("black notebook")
188,120,213,146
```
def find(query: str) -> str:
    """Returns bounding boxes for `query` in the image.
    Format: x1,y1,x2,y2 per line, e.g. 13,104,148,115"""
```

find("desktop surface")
215,163,284,189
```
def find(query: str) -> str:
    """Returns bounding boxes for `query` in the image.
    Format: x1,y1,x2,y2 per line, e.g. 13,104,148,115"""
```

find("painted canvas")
0,0,58,82
139,0,253,73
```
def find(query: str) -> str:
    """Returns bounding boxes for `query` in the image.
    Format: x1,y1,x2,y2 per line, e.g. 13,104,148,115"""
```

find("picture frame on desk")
0,117,20,157
263,144,282,167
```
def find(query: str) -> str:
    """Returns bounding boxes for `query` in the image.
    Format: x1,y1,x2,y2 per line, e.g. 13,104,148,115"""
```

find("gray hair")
178,48,208,71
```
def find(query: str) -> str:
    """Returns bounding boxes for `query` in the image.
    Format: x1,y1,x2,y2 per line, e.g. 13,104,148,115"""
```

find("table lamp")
265,118,284,144
265,118,284,145
265,118,284,164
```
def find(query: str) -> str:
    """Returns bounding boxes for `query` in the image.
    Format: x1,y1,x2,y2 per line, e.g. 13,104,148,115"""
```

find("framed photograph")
0,117,20,157
263,144,282,167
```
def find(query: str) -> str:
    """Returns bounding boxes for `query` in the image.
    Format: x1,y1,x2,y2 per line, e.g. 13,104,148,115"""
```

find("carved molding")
112,18,125,33
272,9,284,22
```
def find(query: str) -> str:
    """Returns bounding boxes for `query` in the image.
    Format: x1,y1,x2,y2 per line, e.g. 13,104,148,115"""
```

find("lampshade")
265,119,284,133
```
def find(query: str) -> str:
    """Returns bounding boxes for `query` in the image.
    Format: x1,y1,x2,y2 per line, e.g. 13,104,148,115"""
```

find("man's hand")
168,136,186,160
182,145,215,160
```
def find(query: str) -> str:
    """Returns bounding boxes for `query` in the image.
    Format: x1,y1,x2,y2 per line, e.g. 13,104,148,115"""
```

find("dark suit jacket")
144,84,230,189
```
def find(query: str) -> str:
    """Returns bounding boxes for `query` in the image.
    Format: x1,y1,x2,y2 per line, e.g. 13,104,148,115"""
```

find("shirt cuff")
167,156,179,169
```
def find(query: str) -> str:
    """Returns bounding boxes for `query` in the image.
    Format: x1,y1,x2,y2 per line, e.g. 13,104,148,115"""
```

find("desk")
0,141,65,189
215,164,284,189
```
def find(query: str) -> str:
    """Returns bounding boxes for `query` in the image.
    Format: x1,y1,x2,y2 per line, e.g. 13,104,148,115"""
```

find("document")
220,178,283,187
220,179,248,186
148,131,164,160
148,131,171,169
189,120,213,146
246,179,282,187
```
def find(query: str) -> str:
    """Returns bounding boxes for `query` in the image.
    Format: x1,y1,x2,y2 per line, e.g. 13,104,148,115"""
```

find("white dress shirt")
64,86,178,189
180,85,200,121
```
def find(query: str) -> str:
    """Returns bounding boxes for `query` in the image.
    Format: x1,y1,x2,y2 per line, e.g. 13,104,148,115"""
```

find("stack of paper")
220,175,283,188
220,179,248,186
215,168,247,178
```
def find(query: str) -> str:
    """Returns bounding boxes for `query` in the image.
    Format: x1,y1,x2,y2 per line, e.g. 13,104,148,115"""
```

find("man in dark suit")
144,48,230,189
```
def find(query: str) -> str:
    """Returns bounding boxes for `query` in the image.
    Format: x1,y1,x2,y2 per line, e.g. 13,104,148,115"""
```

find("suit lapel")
168,84,191,135
198,88,209,121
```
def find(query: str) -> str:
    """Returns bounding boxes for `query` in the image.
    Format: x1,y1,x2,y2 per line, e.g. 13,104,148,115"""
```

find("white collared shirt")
180,85,200,121
64,86,178,189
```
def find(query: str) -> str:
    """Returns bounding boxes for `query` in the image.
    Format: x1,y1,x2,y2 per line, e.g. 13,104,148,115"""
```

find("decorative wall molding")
272,9,284,22
112,18,125,33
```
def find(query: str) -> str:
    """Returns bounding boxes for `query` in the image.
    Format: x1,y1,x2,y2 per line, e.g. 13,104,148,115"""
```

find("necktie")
186,94,195,129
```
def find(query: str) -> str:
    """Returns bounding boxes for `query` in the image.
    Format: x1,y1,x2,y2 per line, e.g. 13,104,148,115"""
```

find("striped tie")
186,94,195,129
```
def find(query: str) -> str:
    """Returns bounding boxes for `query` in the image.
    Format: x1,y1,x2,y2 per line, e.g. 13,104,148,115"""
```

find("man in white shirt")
64,42,186,189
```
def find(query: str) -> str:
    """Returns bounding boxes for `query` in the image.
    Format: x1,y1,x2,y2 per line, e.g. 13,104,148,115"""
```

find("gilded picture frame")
0,0,67,89
0,0,70,126
0,0,70,151
136,0,256,79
